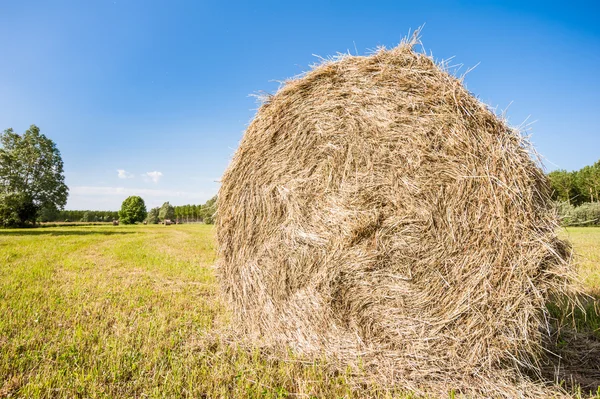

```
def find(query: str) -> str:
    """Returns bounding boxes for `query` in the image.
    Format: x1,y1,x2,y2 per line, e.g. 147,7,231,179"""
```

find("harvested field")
0,225,598,398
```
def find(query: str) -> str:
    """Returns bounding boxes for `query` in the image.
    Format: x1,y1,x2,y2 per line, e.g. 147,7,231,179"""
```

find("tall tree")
201,196,217,224
146,207,160,224
577,164,600,203
159,201,175,222
0,125,68,226
192,204,198,222
548,170,577,205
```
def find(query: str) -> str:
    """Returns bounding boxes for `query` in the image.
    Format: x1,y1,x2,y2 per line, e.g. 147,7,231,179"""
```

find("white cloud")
144,171,163,183
117,169,134,179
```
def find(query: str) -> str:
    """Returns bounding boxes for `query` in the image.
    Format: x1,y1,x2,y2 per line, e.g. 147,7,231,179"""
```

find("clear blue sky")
1,0,598,210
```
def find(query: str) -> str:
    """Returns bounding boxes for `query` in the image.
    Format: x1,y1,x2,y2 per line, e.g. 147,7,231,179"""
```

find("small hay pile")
216,37,578,397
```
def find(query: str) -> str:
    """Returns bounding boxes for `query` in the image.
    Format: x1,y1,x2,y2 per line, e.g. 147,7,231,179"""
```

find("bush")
557,201,600,226
570,202,600,226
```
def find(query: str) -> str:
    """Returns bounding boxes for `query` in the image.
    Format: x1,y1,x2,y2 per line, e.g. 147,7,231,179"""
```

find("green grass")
0,225,405,398
0,225,598,398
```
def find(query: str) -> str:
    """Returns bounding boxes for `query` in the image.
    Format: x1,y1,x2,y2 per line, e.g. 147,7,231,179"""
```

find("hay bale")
216,38,577,397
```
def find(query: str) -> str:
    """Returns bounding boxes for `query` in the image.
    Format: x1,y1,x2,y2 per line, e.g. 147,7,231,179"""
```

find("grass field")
1,225,599,398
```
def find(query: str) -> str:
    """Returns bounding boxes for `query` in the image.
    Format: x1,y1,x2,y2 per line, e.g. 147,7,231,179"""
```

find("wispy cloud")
117,169,134,179
144,171,163,183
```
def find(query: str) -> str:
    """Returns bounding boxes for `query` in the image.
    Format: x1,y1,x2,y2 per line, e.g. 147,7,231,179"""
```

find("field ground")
1,225,599,398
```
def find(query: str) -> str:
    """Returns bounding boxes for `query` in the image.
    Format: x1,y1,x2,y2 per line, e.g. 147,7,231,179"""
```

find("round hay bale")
216,39,577,397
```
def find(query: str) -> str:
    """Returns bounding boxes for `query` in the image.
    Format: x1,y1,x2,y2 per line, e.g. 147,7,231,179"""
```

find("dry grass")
216,37,580,398
563,227,600,296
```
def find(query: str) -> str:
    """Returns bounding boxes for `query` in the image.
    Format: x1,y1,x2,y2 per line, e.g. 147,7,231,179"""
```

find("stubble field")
1,225,599,398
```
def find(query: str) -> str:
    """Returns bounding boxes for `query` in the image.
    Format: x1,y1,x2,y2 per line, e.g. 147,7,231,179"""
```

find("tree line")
118,195,217,225
39,209,120,223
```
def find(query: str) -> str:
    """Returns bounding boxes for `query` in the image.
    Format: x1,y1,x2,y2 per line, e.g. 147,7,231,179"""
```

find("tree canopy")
118,196,147,224
548,160,600,206
0,125,68,226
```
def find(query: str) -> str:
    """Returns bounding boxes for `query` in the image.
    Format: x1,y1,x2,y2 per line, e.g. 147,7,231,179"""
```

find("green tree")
159,202,175,222
201,196,217,224
119,196,147,224
146,207,160,224
82,211,90,222
37,205,59,223
548,170,578,205
0,125,68,226
192,204,199,222
577,163,600,203
0,192,38,227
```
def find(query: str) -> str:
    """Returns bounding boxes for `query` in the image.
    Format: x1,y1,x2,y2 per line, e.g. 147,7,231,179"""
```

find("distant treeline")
39,209,119,223
174,204,205,223
146,197,217,224
173,197,216,224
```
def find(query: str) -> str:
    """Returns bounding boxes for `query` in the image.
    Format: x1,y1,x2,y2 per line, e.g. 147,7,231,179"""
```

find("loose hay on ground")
216,35,580,398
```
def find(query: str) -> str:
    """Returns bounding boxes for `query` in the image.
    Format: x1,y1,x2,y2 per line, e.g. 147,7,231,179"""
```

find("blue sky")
1,0,599,210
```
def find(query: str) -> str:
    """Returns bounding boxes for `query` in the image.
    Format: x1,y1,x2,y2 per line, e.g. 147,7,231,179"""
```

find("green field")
1,225,599,398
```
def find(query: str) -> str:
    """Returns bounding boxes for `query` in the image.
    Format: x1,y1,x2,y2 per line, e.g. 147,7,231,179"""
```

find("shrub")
557,201,600,226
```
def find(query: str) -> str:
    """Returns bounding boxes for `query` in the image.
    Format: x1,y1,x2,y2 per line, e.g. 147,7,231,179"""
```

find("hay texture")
216,38,577,397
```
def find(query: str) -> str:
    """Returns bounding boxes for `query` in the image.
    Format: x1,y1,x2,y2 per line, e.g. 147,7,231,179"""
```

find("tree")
548,170,578,205
146,207,160,224
192,204,198,222
159,201,175,222
0,125,68,226
201,196,217,224
577,164,600,203
0,192,38,227
37,205,59,223
119,196,147,224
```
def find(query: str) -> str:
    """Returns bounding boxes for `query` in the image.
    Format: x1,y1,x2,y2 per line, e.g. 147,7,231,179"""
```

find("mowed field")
1,225,599,398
